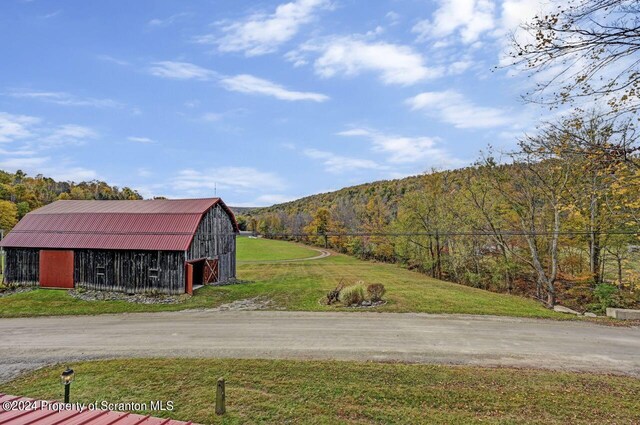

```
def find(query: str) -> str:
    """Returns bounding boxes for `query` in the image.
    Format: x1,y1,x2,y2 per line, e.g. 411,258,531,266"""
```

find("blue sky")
0,0,550,206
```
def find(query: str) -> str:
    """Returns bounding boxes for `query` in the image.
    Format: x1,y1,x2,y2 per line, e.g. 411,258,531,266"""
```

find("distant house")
0,198,238,294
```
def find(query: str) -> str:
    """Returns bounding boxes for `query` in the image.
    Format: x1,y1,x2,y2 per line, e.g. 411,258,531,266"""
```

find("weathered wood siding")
3,248,39,285
74,250,185,294
187,204,236,282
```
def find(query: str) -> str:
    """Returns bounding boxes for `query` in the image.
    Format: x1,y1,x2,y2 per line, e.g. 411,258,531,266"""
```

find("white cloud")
195,0,330,56
498,0,548,36
42,166,98,182
386,11,401,25
148,12,189,27
173,167,286,194
0,112,39,143
137,167,152,177
148,61,218,80
449,59,473,74
202,112,223,122
97,55,130,66
337,128,462,166
0,112,99,181
297,36,442,85
128,136,155,144
304,148,386,173
221,74,328,102
42,125,97,147
0,112,96,148
254,194,296,205
413,0,496,44
0,147,36,156
0,156,49,169
39,10,61,19
148,62,327,102
406,90,515,129
7,90,122,108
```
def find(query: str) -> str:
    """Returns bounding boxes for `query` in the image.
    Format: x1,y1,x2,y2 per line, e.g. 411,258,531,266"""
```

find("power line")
257,231,640,237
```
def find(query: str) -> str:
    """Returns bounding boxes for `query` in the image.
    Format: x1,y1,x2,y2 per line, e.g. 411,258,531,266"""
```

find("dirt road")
237,247,331,264
1,310,638,382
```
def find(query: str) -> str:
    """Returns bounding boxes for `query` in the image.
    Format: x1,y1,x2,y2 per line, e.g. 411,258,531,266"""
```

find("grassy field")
2,358,639,424
236,237,318,262
0,238,568,319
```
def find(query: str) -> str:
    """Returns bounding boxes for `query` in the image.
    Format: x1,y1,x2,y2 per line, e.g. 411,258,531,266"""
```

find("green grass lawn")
236,237,319,262
0,238,569,319
2,359,638,424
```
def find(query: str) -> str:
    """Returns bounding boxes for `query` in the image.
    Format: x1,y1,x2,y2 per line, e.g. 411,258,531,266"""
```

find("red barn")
0,198,238,295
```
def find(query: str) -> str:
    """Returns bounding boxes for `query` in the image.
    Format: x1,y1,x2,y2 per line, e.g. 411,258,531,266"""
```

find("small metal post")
64,383,70,403
215,377,225,415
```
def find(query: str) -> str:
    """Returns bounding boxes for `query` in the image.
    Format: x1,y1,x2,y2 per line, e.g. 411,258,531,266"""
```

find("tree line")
0,169,141,232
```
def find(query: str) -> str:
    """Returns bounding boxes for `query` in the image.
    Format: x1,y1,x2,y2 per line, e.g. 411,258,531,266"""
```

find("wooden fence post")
215,377,226,415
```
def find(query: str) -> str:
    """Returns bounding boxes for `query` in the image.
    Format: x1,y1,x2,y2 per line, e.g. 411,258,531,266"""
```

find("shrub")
367,283,386,302
463,271,484,289
326,282,344,305
340,284,365,306
588,284,621,313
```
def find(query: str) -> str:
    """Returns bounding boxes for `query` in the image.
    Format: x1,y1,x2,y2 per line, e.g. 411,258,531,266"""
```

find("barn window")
96,265,105,276
149,251,160,278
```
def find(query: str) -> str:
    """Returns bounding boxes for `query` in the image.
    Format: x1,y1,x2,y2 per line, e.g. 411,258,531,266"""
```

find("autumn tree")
304,208,331,247
510,0,640,114
360,196,393,261
396,172,453,279
0,200,18,232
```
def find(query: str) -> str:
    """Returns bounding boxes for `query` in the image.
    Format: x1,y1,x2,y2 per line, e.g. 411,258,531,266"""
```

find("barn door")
185,263,194,295
39,250,74,289
203,259,219,284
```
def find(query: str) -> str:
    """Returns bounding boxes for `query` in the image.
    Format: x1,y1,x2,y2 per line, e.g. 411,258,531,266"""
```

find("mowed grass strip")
1,359,638,425
236,237,319,262
0,238,566,319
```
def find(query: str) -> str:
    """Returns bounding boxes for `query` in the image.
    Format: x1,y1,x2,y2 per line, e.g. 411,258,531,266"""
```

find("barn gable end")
187,203,237,283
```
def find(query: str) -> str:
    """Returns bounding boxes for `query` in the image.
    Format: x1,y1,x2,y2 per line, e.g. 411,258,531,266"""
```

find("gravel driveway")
1,310,639,382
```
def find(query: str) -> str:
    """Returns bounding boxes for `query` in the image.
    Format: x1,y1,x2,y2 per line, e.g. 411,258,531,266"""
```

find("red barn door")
185,263,194,295
39,250,74,289
203,259,219,284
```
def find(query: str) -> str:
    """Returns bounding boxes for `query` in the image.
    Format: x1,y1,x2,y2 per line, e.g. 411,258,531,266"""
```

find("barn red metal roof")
0,198,239,251
0,393,201,424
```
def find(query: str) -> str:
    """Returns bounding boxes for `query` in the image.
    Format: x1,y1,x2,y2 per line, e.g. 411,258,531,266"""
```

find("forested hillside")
0,169,141,232
244,114,640,312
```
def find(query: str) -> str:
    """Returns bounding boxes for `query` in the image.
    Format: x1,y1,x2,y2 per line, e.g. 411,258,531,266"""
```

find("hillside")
240,126,640,313
249,174,426,217
0,169,141,233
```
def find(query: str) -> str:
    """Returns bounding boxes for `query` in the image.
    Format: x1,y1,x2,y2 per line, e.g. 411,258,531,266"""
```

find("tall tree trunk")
547,206,560,307
546,288,556,307
428,238,435,278
499,246,512,293
616,255,624,289
435,232,442,280
589,193,602,284
521,204,560,308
